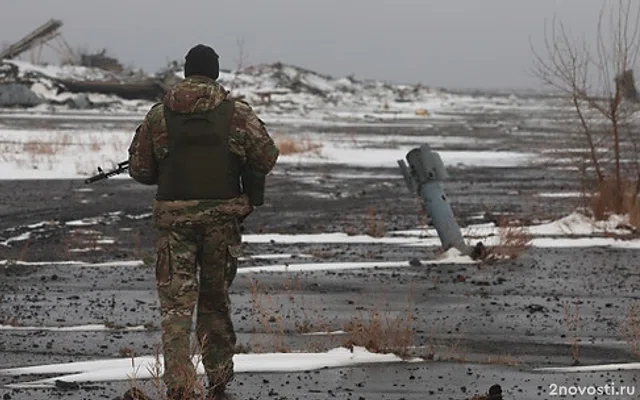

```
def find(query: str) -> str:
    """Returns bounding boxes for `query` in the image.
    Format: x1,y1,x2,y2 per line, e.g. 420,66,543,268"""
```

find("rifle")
84,160,129,184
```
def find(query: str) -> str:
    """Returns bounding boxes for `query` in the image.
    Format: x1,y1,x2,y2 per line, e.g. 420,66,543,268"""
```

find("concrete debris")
0,83,43,107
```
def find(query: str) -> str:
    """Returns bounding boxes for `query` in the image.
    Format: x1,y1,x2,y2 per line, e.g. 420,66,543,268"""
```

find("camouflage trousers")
154,218,241,392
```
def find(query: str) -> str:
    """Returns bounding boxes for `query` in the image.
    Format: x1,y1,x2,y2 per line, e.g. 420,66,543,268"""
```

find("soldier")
126,44,279,399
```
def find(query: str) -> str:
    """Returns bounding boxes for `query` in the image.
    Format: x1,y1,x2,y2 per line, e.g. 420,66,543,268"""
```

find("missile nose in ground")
398,144,469,254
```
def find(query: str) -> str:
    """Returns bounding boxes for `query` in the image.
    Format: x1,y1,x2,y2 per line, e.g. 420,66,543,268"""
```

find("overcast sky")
0,0,622,90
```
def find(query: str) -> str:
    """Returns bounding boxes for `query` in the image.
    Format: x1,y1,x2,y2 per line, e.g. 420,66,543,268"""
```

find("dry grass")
342,224,359,236
481,354,521,366
342,309,416,358
245,275,419,358
365,206,386,238
339,207,387,238
15,134,73,157
133,229,142,259
495,225,533,258
22,141,57,155
247,277,291,353
119,346,136,358
308,249,334,259
482,217,532,262
273,135,323,156
623,303,640,358
1,132,130,176
137,337,208,400
147,344,165,399
418,320,470,363
244,274,308,352
589,178,640,228
0,315,20,326
562,299,581,365
342,288,416,358
103,319,126,330
18,238,31,262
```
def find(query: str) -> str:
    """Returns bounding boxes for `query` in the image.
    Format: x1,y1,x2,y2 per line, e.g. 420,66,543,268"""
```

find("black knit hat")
184,44,219,80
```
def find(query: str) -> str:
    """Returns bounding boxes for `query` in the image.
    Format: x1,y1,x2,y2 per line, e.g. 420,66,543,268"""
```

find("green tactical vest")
156,100,242,201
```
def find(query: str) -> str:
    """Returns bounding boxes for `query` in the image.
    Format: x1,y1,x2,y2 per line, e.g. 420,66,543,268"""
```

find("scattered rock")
409,258,422,267
54,380,80,390
524,304,548,314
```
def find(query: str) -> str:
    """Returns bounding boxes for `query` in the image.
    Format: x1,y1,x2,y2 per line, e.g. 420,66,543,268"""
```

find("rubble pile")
0,59,444,117
0,18,447,117
0,59,163,109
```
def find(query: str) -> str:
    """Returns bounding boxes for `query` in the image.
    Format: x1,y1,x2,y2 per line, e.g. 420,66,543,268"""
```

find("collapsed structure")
0,19,441,116
0,19,67,61
0,19,174,108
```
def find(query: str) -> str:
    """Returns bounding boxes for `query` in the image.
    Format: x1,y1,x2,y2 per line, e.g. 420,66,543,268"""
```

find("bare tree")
234,37,249,72
227,37,249,93
531,0,640,216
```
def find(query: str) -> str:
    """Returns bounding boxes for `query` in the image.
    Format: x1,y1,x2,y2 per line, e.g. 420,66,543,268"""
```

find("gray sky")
0,0,617,90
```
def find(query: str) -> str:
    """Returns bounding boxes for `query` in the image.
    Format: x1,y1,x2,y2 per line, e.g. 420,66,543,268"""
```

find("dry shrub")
309,249,333,259
531,1,640,230
140,337,208,400
482,354,520,366
18,238,31,261
90,141,102,152
343,289,416,358
563,300,581,365
245,274,332,351
274,136,322,155
119,346,136,358
342,224,358,236
147,343,165,399
343,309,416,358
590,177,640,228
21,134,73,156
485,217,532,261
133,229,142,259
0,316,20,326
624,303,640,358
247,277,289,352
23,141,56,155
365,206,386,238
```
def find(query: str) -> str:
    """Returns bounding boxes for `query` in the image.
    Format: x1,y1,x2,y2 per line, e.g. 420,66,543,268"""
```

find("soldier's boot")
487,384,502,400
122,387,151,400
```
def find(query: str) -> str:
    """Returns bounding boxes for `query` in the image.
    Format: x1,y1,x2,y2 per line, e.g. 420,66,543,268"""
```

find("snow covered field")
0,125,539,180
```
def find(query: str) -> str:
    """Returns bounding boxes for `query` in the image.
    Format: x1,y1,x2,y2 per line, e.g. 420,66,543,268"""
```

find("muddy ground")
1,96,639,399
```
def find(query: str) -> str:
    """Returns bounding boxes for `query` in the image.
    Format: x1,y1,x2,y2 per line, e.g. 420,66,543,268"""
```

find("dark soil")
1,96,639,399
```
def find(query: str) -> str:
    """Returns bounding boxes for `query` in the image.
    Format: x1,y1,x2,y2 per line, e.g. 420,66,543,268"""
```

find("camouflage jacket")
128,75,279,227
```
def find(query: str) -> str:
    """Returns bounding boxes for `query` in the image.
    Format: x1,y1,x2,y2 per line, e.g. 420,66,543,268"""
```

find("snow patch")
278,142,535,168
0,232,31,246
237,256,475,275
0,346,421,388
0,324,146,332
535,363,640,373
536,192,585,198
527,212,632,236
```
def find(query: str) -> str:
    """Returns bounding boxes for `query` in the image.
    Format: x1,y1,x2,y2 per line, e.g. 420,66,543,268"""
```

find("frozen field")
0,88,639,400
